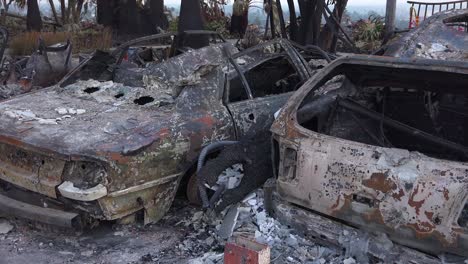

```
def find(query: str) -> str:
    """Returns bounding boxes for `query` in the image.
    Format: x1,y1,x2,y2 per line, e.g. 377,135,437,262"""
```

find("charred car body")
0,31,225,100
271,56,468,257
61,30,227,86
0,39,312,228
1,39,73,100
383,9,467,60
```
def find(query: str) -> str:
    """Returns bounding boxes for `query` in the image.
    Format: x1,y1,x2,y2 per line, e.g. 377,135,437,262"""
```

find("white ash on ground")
0,185,351,263
160,187,348,264
414,42,467,60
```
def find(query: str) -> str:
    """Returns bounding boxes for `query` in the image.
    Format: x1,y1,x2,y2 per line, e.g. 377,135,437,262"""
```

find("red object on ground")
224,236,270,264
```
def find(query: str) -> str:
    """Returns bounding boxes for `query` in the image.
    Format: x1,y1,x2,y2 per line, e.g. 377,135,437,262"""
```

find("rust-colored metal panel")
225,236,270,264
0,142,65,198
272,56,468,256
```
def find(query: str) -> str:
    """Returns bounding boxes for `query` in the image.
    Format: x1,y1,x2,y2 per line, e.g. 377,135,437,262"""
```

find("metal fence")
408,0,468,28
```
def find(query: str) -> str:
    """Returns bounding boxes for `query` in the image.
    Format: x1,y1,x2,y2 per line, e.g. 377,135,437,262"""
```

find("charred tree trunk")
177,0,208,49
268,0,276,38
297,0,306,17
59,0,66,24
275,0,287,38
298,0,315,45
149,0,169,30
67,0,75,24
74,0,84,23
26,0,42,31
286,0,298,41
298,0,326,45
48,0,60,25
330,0,347,52
320,0,348,51
312,0,324,44
96,0,114,27
119,0,139,35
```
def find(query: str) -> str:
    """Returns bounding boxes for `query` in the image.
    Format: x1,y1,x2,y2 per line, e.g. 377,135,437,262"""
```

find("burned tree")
96,0,169,36
230,0,249,37
149,0,169,31
97,0,114,27
177,0,208,49
320,0,348,51
287,0,299,40
118,0,139,35
286,0,350,50
26,0,42,31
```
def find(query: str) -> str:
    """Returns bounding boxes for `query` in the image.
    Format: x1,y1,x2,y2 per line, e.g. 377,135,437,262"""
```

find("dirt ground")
0,189,347,264
0,200,212,264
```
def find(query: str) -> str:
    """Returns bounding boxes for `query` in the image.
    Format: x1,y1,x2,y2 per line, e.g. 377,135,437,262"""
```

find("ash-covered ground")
0,187,354,264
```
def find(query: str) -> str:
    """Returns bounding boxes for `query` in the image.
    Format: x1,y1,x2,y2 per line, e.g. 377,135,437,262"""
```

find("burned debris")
0,1,467,262
271,56,468,258
1,34,73,100
0,39,316,229
57,31,227,87
384,9,468,60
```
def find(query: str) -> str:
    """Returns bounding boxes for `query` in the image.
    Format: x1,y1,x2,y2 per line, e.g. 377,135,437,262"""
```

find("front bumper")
0,192,81,228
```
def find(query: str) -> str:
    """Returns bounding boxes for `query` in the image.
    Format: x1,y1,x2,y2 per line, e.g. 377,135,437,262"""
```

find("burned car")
61,30,226,86
271,56,468,257
383,9,467,60
0,31,225,100
0,39,312,228
1,39,73,100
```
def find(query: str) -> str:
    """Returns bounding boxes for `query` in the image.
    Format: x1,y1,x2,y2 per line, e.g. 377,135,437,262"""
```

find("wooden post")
384,0,396,42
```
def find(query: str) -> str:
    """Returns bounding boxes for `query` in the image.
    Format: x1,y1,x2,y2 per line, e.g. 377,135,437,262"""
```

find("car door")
224,53,310,138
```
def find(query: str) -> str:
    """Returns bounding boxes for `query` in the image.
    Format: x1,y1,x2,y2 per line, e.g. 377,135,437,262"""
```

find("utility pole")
384,0,397,42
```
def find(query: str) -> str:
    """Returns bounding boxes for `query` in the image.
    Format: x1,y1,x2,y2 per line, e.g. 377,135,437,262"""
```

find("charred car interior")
271,55,468,257
59,30,226,87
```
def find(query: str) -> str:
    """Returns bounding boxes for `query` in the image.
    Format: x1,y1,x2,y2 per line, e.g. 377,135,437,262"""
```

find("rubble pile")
414,42,468,60
161,187,349,264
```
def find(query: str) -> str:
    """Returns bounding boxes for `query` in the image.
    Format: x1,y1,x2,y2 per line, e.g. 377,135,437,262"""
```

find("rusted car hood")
0,83,174,159
0,43,238,159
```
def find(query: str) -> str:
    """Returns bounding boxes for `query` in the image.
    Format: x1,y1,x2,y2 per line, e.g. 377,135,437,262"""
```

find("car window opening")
297,77,468,162
114,92,125,99
228,56,301,103
83,87,100,94
134,96,155,105
458,203,468,229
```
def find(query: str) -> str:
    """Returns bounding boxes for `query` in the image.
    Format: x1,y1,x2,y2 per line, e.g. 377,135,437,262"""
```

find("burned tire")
186,172,202,206
198,136,272,212
198,144,249,187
